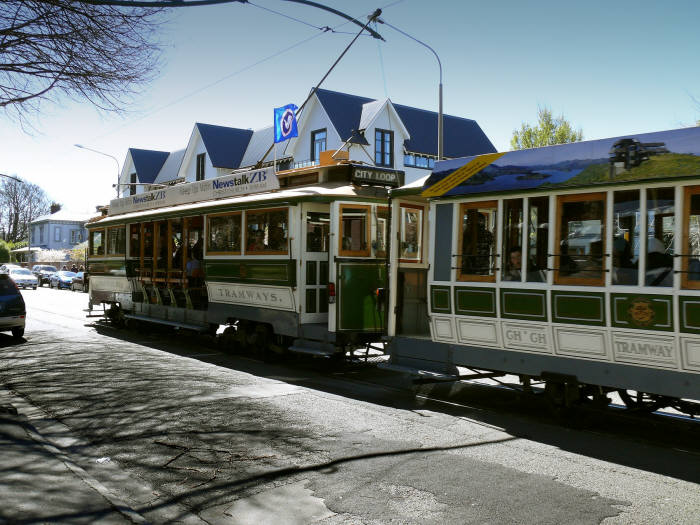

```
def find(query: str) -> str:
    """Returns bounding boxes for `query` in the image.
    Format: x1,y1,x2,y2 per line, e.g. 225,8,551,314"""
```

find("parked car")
8,267,38,289
0,274,25,338
71,272,89,292
32,265,58,286
49,271,76,290
0,264,22,274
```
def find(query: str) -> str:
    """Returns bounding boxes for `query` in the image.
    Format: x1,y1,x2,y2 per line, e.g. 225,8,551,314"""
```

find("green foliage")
0,240,10,263
511,107,583,150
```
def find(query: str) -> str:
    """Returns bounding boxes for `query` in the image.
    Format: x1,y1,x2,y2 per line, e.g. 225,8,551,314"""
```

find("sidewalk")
0,397,135,524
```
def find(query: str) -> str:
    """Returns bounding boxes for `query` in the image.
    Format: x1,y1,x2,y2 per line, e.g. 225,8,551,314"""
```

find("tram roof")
419,126,700,199
90,183,387,226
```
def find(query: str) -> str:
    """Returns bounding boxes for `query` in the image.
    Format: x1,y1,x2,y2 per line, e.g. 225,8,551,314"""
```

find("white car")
8,267,38,290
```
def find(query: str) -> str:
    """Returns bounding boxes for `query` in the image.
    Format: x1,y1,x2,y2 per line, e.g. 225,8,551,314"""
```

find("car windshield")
0,278,18,295
11,269,32,275
45,267,57,272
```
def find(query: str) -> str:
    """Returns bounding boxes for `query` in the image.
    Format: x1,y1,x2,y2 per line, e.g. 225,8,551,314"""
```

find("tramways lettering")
614,340,672,358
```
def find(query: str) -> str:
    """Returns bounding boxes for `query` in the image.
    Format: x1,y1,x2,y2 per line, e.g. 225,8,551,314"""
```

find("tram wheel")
544,381,582,417
617,390,666,413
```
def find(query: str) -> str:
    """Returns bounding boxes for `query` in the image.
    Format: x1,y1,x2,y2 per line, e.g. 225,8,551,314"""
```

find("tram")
383,126,700,413
86,151,401,356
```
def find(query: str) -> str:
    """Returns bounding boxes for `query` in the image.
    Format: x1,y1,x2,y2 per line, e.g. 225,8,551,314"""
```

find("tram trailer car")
383,127,700,415
87,156,402,357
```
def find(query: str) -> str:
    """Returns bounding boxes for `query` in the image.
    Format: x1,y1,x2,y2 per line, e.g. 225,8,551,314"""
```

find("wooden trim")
682,185,700,289
339,204,372,257
398,203,424,263
554,192,606,287
206,211,242,256
245,207,289,256
457,200,498,283
375,205,389,258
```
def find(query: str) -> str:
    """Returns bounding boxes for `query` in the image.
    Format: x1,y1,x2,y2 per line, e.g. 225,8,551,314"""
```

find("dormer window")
311,129,327,161
130,172,137,196
196,153,206,181
375,129,393,168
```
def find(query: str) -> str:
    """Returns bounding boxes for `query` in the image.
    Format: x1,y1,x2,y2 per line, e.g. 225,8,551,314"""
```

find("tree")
0,240,10,263
0,176,51,243
50,202,62,214
511,107,583,150
0,1,165,120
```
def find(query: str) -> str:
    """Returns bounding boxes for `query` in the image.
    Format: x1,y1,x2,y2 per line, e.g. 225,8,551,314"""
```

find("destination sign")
351,167,403,187
108,167,279,216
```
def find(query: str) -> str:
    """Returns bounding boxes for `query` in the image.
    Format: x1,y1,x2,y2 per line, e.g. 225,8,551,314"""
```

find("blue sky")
1,0,699,213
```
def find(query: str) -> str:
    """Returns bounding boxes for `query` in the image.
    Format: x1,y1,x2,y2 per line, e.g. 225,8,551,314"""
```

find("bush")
0,241,10,264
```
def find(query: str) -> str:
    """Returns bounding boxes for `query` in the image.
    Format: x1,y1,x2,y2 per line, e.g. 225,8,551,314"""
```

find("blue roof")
129,148,169,184
314,88,495,158
196,123,253,169
424,127,700,198
393,104,496,158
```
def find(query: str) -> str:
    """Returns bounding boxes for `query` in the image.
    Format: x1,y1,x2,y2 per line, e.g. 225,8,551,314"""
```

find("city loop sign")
108,167,279,216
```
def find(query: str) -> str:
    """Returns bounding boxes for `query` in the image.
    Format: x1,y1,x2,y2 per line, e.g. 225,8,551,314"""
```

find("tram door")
300,204,330,325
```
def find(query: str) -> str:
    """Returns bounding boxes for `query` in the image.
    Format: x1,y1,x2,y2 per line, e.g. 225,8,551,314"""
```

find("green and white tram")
87,154,402,356
384,127,700,413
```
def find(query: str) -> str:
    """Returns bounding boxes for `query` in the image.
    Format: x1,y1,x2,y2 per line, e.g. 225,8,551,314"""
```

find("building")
30,210,92,251
118,88,495,196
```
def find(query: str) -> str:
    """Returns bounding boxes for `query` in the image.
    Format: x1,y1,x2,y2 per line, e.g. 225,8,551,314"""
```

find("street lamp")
74,144,121,197
376,19,444,160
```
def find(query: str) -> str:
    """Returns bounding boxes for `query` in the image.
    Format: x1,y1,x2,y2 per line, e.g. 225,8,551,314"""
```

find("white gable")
283,94,341,163
178,125,215,183
119,151,136,197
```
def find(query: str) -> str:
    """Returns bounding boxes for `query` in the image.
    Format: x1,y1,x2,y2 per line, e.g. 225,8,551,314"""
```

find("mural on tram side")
423,127,700,197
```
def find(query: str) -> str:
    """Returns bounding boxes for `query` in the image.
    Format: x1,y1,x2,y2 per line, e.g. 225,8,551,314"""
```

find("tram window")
170,219,183,270
207,213,241,254
612,190,640,286
458,201,497,282
684,186,700,288
143,223,154,262
155,221,168,270
89,229,104,256
399,204,423,262
129,224,140,258
106,227,126,255
502,199,523,281
527,197,549,282
555,193,606,286
645,187,674,287
246,208,289,254
375,207,389,258
186,217,203,260
306,212,329,252
339,204,370,257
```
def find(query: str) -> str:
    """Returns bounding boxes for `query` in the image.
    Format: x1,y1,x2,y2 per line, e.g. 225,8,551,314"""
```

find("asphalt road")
0,286,698,524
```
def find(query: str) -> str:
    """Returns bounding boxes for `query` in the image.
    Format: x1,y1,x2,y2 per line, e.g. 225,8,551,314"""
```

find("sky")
1,0,699,214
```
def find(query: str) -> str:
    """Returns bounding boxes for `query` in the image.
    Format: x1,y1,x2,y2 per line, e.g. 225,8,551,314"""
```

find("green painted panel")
611,293,673,331
679,296,700,334
306,289,317,313
552,291,605,326
338,263,386,331
306,261,317,285
204,259,296,286
430,286,451,313
454,287,496,317
500,289,547,321
87,259,126,276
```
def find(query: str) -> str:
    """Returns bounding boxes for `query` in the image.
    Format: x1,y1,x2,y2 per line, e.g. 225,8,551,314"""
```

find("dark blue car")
0,274,25,338
49,271,76,290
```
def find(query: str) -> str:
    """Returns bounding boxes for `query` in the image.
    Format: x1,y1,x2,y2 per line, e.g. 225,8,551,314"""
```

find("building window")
196,153,206,181
375,129,393,167
54,227,61,242
404,153,434,170
70,230,81,244
311,129,327,162
130,172,137,196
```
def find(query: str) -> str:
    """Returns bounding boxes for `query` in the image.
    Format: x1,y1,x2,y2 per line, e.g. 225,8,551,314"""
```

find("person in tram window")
503,246,522,281
186,252,202,287
248,230,265,252
268,226,286,251
645,237,673,286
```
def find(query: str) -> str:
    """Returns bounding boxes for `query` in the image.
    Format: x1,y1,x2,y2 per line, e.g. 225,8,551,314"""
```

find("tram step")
377,363,459,381
289,338,338,357
123,314,209,332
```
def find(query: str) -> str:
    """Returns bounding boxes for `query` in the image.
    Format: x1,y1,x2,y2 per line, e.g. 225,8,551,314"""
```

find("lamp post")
376,19,443,160
74,144,121,197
